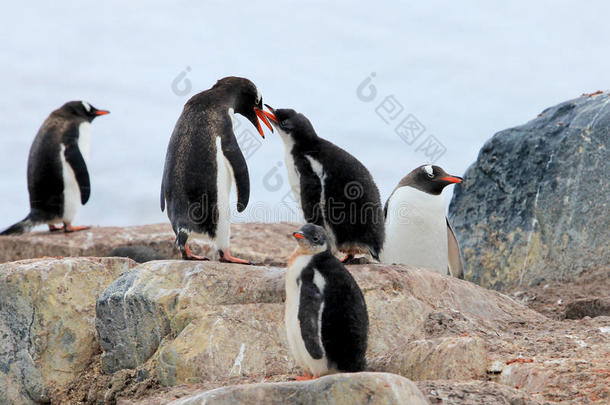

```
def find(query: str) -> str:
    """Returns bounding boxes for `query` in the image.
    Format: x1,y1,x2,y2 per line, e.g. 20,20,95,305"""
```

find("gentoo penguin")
264,105,384,263
380,164,464,277
1,101,109,235
160,76,275,262
285,223,368,379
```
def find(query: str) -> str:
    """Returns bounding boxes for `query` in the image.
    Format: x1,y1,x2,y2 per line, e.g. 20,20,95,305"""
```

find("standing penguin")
380,164,464,277
264,106,384,263
1,101,109,235
161,77,275,262
285,223,368,379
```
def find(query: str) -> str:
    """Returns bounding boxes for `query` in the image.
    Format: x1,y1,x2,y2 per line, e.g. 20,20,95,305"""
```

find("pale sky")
1,1,608,226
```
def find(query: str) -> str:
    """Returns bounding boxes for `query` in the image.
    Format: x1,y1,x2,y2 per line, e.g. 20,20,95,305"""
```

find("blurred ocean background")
1,1,609,227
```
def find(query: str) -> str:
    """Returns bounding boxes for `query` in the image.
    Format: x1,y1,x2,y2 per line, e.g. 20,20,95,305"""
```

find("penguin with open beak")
160,76,274,262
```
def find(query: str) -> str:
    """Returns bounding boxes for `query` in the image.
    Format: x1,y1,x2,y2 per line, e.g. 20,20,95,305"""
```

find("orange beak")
263,105,278,123
95,110,110,116
254,107,274,138
292,231,306,240
440,176,463,184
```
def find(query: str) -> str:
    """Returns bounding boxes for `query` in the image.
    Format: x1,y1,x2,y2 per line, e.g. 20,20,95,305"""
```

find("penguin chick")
285,223,369,379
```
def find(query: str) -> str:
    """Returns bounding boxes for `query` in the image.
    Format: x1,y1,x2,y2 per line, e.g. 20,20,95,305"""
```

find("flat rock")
0,257,134,405
449,93,610,290
373,336,487,381
0,222,298,266
168,372,429,405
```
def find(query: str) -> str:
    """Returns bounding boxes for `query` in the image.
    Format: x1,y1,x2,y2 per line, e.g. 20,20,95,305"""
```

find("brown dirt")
507,265,609,320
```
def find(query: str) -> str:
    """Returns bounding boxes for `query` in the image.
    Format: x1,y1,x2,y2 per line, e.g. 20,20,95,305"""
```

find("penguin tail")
369,246,380,262
174,226,190,251
0,214,35,236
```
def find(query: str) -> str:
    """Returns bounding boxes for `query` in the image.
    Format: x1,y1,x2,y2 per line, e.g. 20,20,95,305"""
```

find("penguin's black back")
293,137,385,256
161,100,224,237
27,115,74,221
306,250,368,371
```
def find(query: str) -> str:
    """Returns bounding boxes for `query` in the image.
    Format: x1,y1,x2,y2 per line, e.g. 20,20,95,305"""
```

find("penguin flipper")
446,218,464,279
64,143,91,204
383,198,389,219
296,158,324,225
298,280,325,360
220,137,250,212
160,177,166,211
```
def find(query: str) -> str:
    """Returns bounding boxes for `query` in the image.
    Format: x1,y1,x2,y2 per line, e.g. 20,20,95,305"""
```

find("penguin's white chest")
381,187,449,273
212,134,233,249
60,122,91,222
284,255,330,376
278,130,301,205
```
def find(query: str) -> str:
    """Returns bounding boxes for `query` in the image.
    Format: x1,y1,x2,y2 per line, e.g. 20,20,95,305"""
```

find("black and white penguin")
161,76,275,262
1,101,109,235
285,223,368,379
380,164,464,277
264,106,385,263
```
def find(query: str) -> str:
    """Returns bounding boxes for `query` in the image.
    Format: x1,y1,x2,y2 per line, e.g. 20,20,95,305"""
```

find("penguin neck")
287,245,329,268
277,129,319,155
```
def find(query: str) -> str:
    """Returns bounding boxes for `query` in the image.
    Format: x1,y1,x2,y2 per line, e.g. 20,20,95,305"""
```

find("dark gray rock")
449,92,610,290
95,269,171,374
109,245,167,263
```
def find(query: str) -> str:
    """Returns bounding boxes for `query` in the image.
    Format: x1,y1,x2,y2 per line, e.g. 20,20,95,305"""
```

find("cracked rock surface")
449,92,610,290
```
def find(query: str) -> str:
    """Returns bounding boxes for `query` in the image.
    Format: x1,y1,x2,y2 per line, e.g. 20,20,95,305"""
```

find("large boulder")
95,261,543,386
0,257,134,405
168,372,429,405
0,223,296,266
449,92,610,290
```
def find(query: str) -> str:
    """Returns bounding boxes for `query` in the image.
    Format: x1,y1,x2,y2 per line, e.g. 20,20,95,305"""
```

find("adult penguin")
1,101,109,235
161,76,275,262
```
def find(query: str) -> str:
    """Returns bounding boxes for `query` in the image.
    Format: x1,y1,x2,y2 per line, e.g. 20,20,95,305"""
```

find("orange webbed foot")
219,249,252,265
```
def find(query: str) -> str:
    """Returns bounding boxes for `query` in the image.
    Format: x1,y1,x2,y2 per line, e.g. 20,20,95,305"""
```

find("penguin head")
58,101,110,122
292,223,330,254
263,105,318,143
213,76,274,138
407,164,463,195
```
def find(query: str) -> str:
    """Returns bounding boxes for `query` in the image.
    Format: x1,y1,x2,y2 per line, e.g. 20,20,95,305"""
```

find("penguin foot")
48,224,63,232
340,254,354,264
218,249,252,265
182,244,209,261
294,373,317,381
63,224,90,233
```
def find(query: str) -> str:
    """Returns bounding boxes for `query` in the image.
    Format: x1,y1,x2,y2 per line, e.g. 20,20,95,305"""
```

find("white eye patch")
256,88,262,104
81,101,91,112
423,165,433,176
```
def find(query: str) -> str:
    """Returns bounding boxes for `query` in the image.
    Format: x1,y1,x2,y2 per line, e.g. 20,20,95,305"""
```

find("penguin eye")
427,172,434,179
312,236,320,243
281,120,289,127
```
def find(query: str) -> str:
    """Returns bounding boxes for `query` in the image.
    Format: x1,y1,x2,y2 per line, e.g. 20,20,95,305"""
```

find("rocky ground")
508,265,609,320
0,224,608,405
